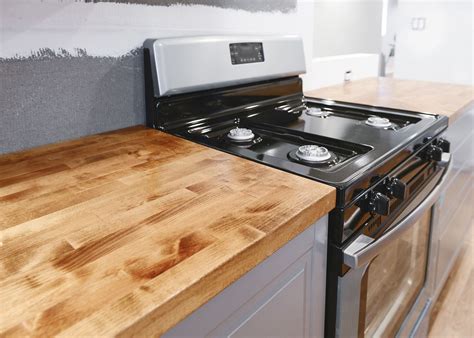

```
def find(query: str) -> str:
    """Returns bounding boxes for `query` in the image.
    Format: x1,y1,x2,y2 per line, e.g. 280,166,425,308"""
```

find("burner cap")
305,107,330,118
227,127,255,142
295,145,331,162
366,116,392,128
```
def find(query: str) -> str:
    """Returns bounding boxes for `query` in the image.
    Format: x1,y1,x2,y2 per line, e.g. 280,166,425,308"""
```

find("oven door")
336,159,452,338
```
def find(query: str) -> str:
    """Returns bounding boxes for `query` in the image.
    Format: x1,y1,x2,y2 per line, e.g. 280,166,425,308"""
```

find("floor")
428,223,473,337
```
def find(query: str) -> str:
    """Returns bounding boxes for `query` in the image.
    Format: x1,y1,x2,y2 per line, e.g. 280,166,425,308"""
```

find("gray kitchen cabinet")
163,215,328,338
210,250,312,338
431,106,473,301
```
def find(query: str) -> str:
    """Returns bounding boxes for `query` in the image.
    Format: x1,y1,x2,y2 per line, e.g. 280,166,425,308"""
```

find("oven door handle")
343,154,452,269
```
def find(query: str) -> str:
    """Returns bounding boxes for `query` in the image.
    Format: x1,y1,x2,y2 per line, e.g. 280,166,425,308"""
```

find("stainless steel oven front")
335,156,452,338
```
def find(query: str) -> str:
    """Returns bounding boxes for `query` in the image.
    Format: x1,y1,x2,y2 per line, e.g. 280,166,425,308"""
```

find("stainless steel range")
143,35,452,337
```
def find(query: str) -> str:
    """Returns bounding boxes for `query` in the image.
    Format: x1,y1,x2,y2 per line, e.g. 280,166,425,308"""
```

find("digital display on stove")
230,42,264,65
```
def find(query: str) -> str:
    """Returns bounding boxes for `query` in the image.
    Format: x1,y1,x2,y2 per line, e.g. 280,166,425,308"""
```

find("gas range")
151,74,446,210
144,35,448,234
144,35,451,338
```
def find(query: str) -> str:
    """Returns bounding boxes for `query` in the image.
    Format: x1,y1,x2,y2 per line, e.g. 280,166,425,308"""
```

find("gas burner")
287,144,338,167
227,127,255,142
287,145,338,166
296,145,331,162
305,107,331,118
365,116,392,128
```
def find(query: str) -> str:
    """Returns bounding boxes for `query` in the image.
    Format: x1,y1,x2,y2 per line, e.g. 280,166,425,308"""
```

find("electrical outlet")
411,17,427,31
344,70,352,82
418,17,426,30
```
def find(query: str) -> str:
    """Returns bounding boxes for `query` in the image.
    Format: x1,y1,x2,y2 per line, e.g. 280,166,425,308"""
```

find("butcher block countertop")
306,77,474,123
0,126,335,337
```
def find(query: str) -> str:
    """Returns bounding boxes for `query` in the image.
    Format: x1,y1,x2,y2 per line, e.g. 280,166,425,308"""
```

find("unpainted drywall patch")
82,0,297,13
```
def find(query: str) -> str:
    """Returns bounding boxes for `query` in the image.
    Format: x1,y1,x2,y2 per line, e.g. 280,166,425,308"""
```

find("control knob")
357,191,390,216
386,178,407,200
424,144,443,161
437,138,450,152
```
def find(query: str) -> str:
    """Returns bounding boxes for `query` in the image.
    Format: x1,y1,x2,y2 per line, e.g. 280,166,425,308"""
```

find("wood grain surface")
305,77,474,124
0,126,335,337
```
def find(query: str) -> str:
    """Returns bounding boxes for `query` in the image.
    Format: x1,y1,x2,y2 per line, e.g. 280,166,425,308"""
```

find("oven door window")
364,210,431,337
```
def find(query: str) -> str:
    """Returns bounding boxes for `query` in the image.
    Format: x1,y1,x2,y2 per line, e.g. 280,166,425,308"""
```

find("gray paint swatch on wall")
83,0,297,13
0,49,146,154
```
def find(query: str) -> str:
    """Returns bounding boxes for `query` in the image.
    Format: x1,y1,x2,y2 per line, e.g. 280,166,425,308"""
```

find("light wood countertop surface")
305,77,474,123
0,126,335,337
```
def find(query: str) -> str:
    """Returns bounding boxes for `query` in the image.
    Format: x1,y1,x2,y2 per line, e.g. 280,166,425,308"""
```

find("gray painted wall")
0,50,145,154
0,0,301,155
313,0,383,58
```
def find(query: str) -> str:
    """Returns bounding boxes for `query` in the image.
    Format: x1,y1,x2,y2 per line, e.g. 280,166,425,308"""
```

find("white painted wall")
304,53,380,90
305,0,384,90
313,0,384,58
380,0,398,74
394,0,473,85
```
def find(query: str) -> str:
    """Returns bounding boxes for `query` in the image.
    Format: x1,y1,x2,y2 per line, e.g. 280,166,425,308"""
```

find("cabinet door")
163,215,328,338
210,250,312,338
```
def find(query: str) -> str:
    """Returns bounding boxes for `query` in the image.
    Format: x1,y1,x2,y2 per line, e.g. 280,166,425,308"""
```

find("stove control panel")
230,42,265,65
144,35,305,97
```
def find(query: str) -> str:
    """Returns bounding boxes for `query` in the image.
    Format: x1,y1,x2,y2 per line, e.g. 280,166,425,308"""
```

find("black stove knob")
430,145,444,161
423,144,443,162
369,192,390,216
437,138,450,152
387,178,407,200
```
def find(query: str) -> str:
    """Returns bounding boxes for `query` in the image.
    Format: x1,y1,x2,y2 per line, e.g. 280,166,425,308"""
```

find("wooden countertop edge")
448,99,474,125
123,189,336,337
57,187,336,337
